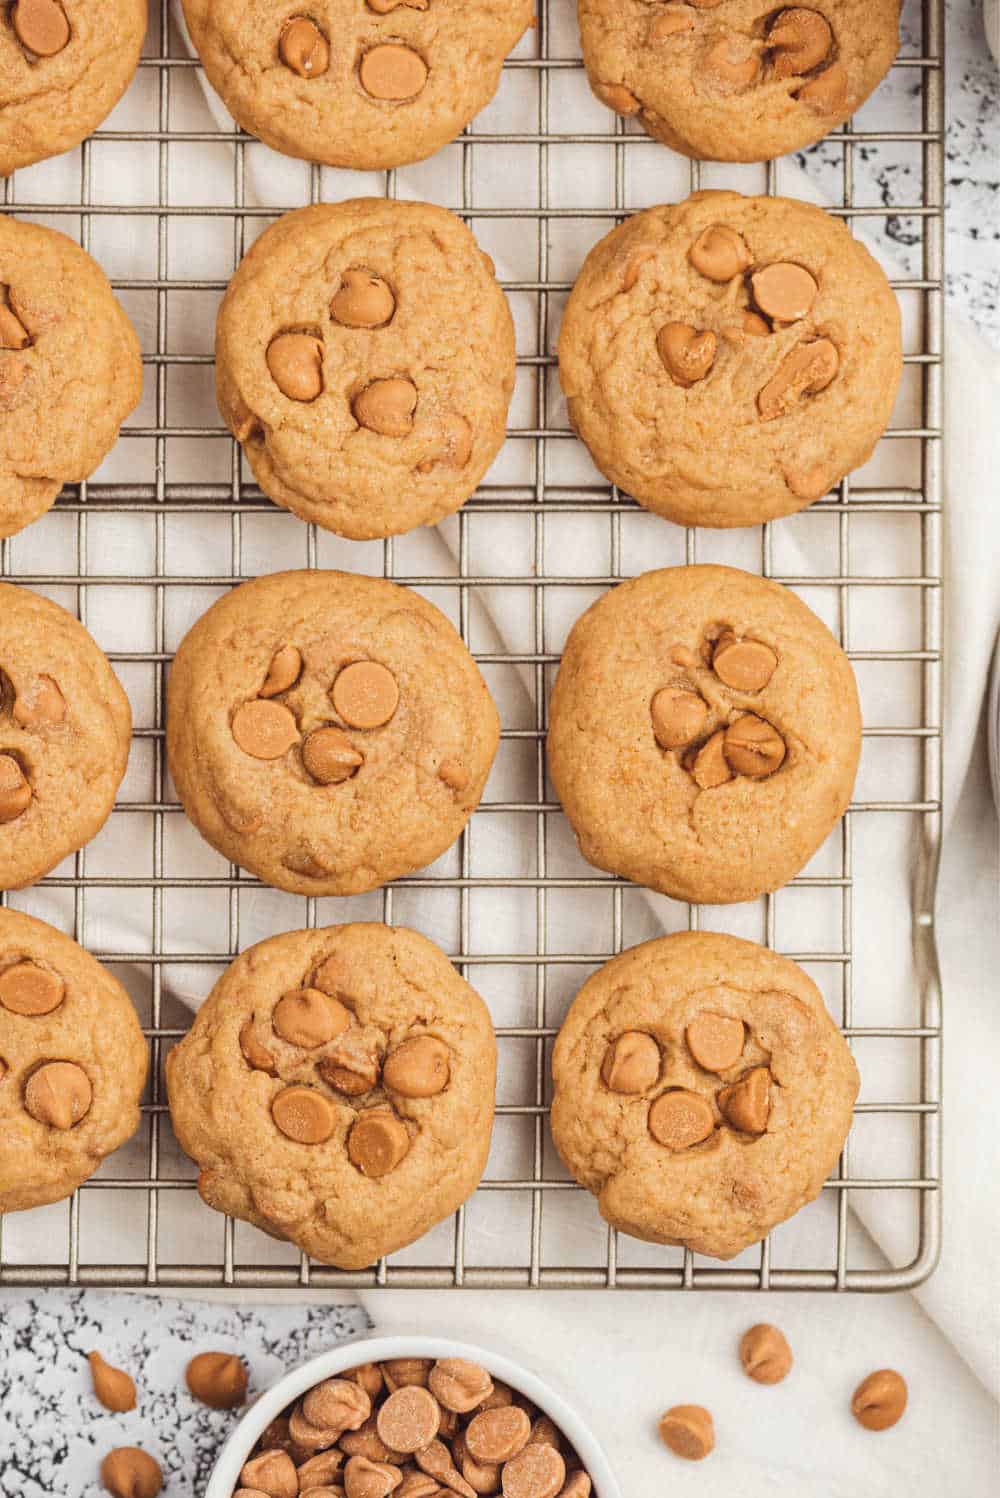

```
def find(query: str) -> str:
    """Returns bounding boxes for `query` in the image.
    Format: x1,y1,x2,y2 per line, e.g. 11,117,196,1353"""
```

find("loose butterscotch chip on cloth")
548,564,861,904
216,200,515,541
0,908,147,1214
551,931,859,1259
577,1,899,162
167,570,499,897
166,922,497,1270
558,191,902,529
181,0,531,169
0,218,143,541
1,583,132,891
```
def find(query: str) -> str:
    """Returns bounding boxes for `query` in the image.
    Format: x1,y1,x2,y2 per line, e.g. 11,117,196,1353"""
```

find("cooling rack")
0,0,943,1291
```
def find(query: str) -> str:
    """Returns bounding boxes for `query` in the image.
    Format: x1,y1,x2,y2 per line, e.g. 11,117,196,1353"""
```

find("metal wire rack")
0,0,943,1291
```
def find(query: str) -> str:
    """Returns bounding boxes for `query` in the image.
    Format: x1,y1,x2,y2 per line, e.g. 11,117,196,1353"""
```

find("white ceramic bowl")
206,1334,622,1498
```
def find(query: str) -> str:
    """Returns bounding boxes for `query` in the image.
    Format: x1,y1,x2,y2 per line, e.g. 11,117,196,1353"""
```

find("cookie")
216,200,515,541
182,0,533,169
547,564,861,904
578,1,900,163
167,569,500,896
1,583,132,890
0,0,146,175
551,931,859,1258
0,216,143,540
166,923,497,1269
558,191,902,528
0,908,148,1213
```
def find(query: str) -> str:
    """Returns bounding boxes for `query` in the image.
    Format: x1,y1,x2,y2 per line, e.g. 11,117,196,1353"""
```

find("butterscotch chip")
384,1358,434,1392
258,646,302,699
377,1386,441,1454
526,1416,560,1449
658,1404,714,1461
851,1369,907,1430
267,333,324,402
317,1032,380,1097
649,6,694,38
13,673,66,727
501,1442,566,1498
742,310,772,338
0,297,30,350
344,1455,404,1498
297,1450,346,1486
466,1406,531,1465
600,1032,660,1094
345,1363,385,1401
240,1450,299,1498
88,1351,136,1413
12,0,70,58
24,1061,92,1130
648,1090,714,1151
797,60,849,113
704,35,760,92
185,1350,248,1409
686,1013,745,1073
556,1476,591,1498
686,730,732,791
739,1323,793,1384
751,263,819,323
657,321,716,388
278,16,329,77
231,699,299,760
272,988,351,1048
688,225,751,282
100,1447,163,1498
359,43,428,101
348,1109,410,1178
332,661,400,730
718,1066,771,1134
428,1358,494,1414
395,1476,441,1498
758,339,840,422
353,378,418,438
240,1019,277,1074
416,1440,476,1498
712,633,778,693
723,715,786,778
289,1401,342,1452
769,8,833,78
0,961,65,1016
340,1413,403,1464
0,754,32,825
438,757,470,791
650,686,707,750
302,727,364,786
332,270,396,329
383,1035,451,1098
304,1377,372,1434
271,1085,337,1144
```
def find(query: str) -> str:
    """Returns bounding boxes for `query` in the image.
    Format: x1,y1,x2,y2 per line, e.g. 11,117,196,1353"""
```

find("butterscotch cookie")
1,583,132,890
547,564,861,903
0,216,143,540
558,191,902,527
551,931,859,1258
182,1,533,169
579,2,900,162
216,200,515,540
166,923,497,1269
0,0,146,175
167,569,500,895
0,908,148,1213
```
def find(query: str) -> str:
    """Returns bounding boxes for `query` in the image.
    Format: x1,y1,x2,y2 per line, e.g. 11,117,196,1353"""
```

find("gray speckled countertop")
944,2,1000,343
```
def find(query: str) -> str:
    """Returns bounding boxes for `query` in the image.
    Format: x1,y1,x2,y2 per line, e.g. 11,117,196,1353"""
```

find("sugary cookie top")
578,1,900,162
216,200,515,540
182,1,534,168
0,907,148,1213
0,583,132,891
547,564,862,904
551,931,859,1259
558,191,902,527
166,923,497,1269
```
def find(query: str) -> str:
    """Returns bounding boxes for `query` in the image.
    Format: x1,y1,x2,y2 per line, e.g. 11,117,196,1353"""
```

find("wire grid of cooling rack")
0,0,943,1291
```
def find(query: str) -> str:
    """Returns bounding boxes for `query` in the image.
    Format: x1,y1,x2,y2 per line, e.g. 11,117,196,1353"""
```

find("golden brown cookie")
0,908,148,1213
166,923,497,1269
216,200,515,541
547,564,861,903
1,583,132,890
578,2,900,162
167,569,500,896
551,931,859,1258
182,1,533,168
0,216,143,540
0,0,147,175
558,191,902,527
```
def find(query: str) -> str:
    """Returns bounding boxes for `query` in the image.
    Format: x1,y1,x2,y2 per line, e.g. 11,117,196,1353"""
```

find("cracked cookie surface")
547,563,861,904
0,583,132,890
182,0,532,169
216,200,516,540
551,930,859,1258
0,216,143,540
0,0,146,174
558,191,902,528
166,922,497,1269
0,907,148,1213
578,1,899,162
166,569,500,896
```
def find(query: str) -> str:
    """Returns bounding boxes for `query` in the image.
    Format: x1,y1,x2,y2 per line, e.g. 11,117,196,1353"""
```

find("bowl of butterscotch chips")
206,1336,621,1498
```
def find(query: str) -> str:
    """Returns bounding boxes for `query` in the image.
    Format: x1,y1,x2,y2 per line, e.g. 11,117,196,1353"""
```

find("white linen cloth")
2,5,997,1493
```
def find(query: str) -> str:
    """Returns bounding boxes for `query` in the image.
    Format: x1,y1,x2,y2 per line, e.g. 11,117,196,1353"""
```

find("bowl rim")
205,1332,622,1498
